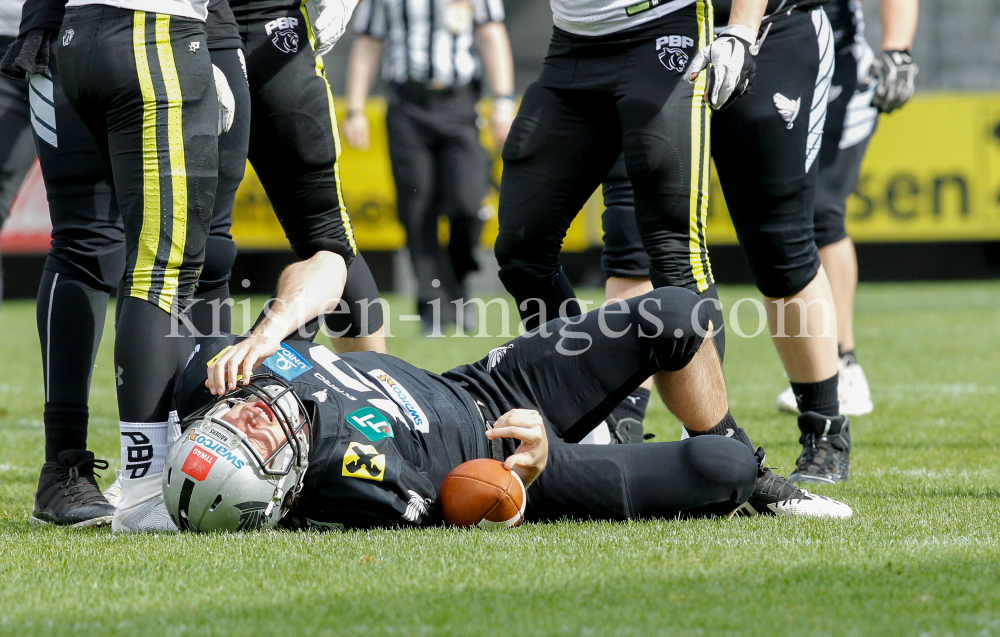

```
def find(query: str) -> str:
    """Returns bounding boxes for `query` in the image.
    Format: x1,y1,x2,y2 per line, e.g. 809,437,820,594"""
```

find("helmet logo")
235,501,271,531
182,446,217,481
342,442,386,482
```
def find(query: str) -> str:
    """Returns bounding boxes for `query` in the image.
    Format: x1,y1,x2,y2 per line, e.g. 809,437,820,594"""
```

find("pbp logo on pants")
265,17,299,53
655,35,693,72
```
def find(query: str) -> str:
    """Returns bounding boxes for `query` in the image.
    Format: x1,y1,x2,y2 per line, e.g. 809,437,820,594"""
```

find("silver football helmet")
162,374,311,532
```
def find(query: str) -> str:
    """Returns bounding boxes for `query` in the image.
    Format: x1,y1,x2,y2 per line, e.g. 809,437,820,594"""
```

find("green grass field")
1,282,999,636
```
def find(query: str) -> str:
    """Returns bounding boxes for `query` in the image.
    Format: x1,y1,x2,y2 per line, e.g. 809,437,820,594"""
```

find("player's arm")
206,251,347,395
867,0,919,113
306,0,361,57
343,35,383,150
474,21,515,146
685,0,767,110
486,409,549,487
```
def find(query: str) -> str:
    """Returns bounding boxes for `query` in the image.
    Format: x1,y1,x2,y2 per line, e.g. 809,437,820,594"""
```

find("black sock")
684,412,753,449
612,387,650,423
43,402,89,463
839,348,857,366
790,373,839,416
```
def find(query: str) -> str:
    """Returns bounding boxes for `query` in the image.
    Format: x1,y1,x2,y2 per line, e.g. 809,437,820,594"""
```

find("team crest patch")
342,442,386,482
347,407,395,442
265,17,299,53
262,343,313,381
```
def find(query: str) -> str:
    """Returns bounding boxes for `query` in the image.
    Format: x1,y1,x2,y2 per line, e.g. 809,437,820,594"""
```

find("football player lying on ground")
161,255,852,531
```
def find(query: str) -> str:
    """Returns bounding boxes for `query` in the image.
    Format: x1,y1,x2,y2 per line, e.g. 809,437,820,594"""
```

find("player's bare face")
220,401,287,458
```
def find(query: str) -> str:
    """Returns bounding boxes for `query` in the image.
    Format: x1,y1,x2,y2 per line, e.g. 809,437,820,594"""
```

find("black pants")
712,9,833,298
386,84,488,320
240,7,382,336
495,5,714,330
813,25,877,249
446,287,757,520
0,35,36,306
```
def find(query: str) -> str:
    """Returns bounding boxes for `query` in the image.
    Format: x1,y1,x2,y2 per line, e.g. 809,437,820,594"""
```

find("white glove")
307,0,357,58
685,24,759,110
864,50,918,114
213,64,235,135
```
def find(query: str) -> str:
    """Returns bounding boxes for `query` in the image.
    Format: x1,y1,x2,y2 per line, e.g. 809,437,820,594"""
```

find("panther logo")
271,29,299,54
659,47,688,73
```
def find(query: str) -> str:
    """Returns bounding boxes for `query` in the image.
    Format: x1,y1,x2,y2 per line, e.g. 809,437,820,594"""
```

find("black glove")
864,49,918,114
0,29,54,79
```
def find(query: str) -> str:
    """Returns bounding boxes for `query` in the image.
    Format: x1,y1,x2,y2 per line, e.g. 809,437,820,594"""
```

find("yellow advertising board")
231,93,1000,251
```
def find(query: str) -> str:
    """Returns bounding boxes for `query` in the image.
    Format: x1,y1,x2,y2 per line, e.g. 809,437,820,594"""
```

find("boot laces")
54,458,110,506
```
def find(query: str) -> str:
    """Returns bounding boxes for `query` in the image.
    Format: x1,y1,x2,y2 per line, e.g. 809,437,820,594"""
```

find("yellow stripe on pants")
131,11,161,304
300,0,358,255
687,0,713,292
155,12,188,312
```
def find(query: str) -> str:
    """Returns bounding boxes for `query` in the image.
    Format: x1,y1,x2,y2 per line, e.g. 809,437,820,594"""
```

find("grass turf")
0,282,999,636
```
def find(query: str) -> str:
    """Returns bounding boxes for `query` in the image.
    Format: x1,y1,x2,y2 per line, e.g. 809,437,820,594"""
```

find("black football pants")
447,287,757,520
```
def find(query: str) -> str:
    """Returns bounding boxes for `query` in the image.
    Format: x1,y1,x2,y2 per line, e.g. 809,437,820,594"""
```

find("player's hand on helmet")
213,64,235,135
487,409,548,488
864,50,918,113
686,24,759,110
307,0,357,58
205,334,281,395
344,110,371,150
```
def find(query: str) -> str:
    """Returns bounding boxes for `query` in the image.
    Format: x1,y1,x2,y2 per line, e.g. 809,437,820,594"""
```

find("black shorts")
445,287,757,520
712,8,833,298
495,4,715,304
57,7,218,313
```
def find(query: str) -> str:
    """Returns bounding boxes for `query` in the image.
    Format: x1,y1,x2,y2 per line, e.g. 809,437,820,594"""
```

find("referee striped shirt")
353,0,505,88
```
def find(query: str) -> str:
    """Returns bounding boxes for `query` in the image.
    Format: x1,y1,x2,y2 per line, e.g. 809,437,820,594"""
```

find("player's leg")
58,8,217,531
494,80,621,330
527,434,758,521
244,11,384,348
326,253,387,352
713,9,849,484
26,43,124,526
189,46,249,339
0,54,36,311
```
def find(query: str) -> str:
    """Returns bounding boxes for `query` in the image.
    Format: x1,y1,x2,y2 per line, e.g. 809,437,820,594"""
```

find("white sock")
166,410,181,445
119,421,169,480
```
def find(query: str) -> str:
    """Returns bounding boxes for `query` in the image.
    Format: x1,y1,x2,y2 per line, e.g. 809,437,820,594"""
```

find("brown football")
439,458,526,528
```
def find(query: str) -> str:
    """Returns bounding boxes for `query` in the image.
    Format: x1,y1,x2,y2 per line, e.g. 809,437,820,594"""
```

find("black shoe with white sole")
732,448,852,518
789,412,851,484
31,450,115,528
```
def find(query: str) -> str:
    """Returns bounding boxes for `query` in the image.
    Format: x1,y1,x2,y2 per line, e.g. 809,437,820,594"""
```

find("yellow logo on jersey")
342,442,385,482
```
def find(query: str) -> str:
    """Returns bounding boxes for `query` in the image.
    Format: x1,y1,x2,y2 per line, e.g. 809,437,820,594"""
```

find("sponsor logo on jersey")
402,490,431,523
188,40,200,53
265,17,299,53
624,0,673,17
191,435,247,471
342,442,385,482
263,343,313,381
368,370,430,433
312,372,358,401
181,445,217,481
773,93,801,129
346,406,395,442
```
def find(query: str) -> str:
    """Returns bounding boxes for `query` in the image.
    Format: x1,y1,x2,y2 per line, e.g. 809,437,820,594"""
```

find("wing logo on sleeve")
262,343,313,381
368,370,430,433
773,93,801,129
342,442,386,482
486,345,514,372
347,407,395,442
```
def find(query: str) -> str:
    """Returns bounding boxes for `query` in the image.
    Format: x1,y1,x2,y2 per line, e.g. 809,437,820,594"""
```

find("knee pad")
198,235,236,292
684,436,758,505
741,228,821,298
812,204,848,249
631,287,707,371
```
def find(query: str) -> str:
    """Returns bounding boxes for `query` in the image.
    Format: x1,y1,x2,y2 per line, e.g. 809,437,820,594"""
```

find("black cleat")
732,448,852,518
31,450,115,528
789,412,851,485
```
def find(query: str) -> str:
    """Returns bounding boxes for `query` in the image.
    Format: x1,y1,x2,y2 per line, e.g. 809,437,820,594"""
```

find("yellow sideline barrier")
231,93,1000,251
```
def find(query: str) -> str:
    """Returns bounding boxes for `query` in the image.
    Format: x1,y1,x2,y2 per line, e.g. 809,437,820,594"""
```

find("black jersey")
713,0,829,26
176,337,492,530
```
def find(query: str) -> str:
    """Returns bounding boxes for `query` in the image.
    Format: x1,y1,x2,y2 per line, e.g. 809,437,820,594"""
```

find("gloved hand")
685,24,759,110
213,64,235,135
864,50,918,113
307,0,357,58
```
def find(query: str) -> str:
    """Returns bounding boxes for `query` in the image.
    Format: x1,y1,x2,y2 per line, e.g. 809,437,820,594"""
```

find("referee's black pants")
447,286,757,521
385,85,488,322
496,5,719,333
58,6,217,423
